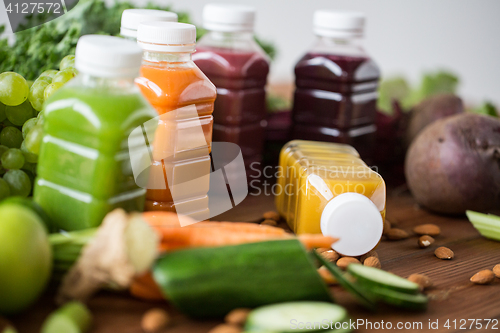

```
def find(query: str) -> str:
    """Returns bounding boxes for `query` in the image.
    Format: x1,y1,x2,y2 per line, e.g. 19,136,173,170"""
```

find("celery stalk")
466,210,500,241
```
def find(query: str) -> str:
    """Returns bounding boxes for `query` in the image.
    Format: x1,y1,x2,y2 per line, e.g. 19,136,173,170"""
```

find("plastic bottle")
193,4,270,180
34,35,157,230
292,10,380,160
136,22,216,219
120,9,178,41
276,140,386,256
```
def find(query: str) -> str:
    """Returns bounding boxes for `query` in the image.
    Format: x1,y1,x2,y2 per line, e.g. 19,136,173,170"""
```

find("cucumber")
245,302,348,332
347,264,420,295
312,250,376,311
153,240,332,318
364,286,428,311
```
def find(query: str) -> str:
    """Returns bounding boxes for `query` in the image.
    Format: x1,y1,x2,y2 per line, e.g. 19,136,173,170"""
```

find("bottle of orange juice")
276,140,386,256
136,22,216,220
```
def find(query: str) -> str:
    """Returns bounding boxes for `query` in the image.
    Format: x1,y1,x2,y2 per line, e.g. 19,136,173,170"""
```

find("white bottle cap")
321,192,383,257
202,3,255,32
121,9,178,39
75,35,143,78
137,22,196,52
313,10,365,38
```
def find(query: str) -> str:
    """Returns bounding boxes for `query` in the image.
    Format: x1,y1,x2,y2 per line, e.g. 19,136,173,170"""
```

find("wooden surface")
10,189,500,333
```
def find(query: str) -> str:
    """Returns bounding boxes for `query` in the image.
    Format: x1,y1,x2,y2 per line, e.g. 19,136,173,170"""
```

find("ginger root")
57,209,159,304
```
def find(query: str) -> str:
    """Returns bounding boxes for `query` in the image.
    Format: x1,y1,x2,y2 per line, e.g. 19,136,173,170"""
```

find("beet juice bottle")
193,4,270,179
292,10,380,160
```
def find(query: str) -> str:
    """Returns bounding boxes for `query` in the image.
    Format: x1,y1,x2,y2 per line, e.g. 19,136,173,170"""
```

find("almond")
141,308,171,333
385,228,409,240
407,273,433,291
224,308,251,326
320,249,340,263
418,235,435,248
383,219,391,235
413,224,441,236
318,266,338,285
316,247,330,254
363,256,382,269
261,219,277,226
360,250,378,263
434,246,454,260
470,269,495,285
262,211,280,221
336,257,361,270
208,324,242,333
493,264,500,278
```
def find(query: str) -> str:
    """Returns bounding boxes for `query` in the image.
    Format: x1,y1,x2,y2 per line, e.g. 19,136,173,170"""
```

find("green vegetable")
363,286,428,311
346,264,420,295
41,301,92,333
0,201,52,314
466,210,500,241
472,101,498,117
0,0,276,80
377,70,459,112
153,240,332,318
245,302,349,333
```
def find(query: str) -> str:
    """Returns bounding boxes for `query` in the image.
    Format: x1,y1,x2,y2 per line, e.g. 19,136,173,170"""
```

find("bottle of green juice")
34,35,157,230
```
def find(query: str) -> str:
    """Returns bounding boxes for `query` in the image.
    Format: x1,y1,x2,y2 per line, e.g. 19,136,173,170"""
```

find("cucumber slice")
347,264,420,295
365,286,428,311
312,250,377,311
245,301,348,332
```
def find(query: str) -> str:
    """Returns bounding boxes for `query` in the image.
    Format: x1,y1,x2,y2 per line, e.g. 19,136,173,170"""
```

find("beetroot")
405,113,500,214
405,94,464,146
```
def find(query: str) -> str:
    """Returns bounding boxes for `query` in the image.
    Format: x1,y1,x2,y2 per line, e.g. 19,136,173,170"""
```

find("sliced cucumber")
365,286,428,311
312,250,377,311
347,264,420,295
245,301,348,333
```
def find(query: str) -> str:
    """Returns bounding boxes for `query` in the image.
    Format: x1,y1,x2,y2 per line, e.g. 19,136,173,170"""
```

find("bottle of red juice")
193,4,270,179
292,10,380,160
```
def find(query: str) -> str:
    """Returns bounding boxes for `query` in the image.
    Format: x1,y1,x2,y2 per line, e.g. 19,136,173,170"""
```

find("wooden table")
10,190,500,333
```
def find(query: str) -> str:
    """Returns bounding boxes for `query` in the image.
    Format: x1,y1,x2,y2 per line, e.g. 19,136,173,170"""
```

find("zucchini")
153,239,332,318
312,250,376,311
364,286,428,311
245,301,348,332
347,264,420,295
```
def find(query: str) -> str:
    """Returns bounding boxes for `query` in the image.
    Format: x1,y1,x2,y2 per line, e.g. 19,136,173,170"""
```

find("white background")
146,0,500,106
1,0,499,105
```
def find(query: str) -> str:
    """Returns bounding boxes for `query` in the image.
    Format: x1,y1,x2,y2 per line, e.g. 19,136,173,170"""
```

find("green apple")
0,202,52,314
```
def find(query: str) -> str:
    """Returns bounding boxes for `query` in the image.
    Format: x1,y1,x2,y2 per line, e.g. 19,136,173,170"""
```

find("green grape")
29,79,50,111
0,126,23,148
21,160,37,174
39,69,58,79
22,117,37,138
52,69,77,85
60,55,76,71
3,169,31,197
36,75,52,84
1,148,25,170
0,102,5,122
37,110,45,125
0,165,5,176
20,141,38,163
25,124,43,155
0,178,10,201
0,145,8,158
5,100,35,126
44,82,64,100
1,119,17,128
0,72,29,106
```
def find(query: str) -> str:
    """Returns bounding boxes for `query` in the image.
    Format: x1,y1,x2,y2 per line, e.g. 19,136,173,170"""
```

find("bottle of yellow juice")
276,140,386,256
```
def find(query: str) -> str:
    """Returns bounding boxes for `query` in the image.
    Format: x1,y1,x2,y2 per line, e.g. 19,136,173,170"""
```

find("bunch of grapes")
0,55,77,201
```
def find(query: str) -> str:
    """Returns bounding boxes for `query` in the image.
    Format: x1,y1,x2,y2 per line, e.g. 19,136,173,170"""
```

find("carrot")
298,235,339,250
130,273,164,301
